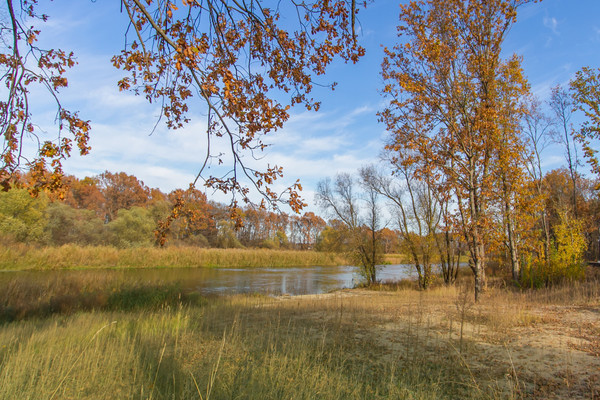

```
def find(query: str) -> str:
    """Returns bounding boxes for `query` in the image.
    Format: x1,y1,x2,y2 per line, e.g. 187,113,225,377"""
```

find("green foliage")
0,189,48,243
216,220,244,249
169,233,211,248
148,199,172,223
106,284,185,311
0,275,207,322
45,202,104,245
315,225,349,253
107,206,155,248
261,230,289,249
521,212,586,287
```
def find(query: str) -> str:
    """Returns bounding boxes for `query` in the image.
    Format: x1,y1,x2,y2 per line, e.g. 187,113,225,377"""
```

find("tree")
107,206,156,247
62,176,105,217
1,1,366,212
0,188,48,242
315,219,350,253
380,0,532,300
0,0,90,194
316,172,383,285
549,85,579,217
543,168,599,253
570,67,600,184
165,188,216,246
522,96,554,266
489,58,535,282
360,163,441,289
97,171,150,222
294,212,327,250
378,228,401,254
45,202,104,246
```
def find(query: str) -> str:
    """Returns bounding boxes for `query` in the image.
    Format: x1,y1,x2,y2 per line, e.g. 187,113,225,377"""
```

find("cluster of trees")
313,0,600,298
0,171,331,250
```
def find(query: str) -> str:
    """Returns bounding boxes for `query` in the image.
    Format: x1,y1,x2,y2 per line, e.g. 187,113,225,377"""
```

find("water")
0,264,417,296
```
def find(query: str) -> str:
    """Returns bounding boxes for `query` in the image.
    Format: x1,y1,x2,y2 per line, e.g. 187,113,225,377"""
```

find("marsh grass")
0,292,488,400
1,272,598,399
0,273,206,323
0,243,348,270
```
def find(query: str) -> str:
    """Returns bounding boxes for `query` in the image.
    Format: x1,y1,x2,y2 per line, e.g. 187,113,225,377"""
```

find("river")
0,264,417,296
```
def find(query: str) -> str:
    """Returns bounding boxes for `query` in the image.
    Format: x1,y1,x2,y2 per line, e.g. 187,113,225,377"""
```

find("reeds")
0,243,348,270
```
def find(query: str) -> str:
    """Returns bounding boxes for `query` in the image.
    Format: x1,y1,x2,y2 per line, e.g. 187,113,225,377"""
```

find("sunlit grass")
0,293,484,400
2,269,598,399
0,243,349,271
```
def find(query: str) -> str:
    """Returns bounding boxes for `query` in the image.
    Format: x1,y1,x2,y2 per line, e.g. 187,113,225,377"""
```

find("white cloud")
543,16,559,35
540,154,563,170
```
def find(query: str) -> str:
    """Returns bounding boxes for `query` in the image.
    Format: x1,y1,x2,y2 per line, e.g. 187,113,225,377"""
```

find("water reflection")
0,264,417,296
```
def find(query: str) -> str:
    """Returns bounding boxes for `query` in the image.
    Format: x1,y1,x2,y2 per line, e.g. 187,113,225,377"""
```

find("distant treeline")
0,171,400,252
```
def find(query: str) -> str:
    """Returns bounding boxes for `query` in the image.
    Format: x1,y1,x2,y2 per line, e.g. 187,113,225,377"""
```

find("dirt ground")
278,281,600,399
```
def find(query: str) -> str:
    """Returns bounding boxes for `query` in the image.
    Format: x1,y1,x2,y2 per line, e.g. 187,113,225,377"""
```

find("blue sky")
23,0,600,212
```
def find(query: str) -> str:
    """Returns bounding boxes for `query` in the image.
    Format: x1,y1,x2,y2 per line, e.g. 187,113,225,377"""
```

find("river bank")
1,274,598,399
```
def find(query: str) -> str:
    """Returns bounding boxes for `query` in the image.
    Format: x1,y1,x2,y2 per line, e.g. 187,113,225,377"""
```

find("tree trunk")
542,210,551,265
506,209,520,282
471,234,486,302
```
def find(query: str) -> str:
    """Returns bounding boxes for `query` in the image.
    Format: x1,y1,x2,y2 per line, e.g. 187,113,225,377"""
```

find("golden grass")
0,293,487,400
0,243,349,271
1,270,599,399
382,253,410,264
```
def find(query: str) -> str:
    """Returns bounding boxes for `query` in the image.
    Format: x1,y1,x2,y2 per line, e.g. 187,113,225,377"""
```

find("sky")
17,0,600,214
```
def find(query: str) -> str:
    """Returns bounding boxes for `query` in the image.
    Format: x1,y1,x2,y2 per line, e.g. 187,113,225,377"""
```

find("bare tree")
523,95,553,265
549,85,580,218
360,161,451,289
316,172,383,285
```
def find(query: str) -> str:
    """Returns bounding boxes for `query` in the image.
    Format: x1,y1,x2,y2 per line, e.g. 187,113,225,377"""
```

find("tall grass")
0,243,349,271
1,269,597,399
0,272,207,322
0,293,488,400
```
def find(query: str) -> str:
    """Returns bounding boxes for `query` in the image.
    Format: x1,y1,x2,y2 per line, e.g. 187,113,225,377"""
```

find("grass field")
1,270,599,399
0,243,349,271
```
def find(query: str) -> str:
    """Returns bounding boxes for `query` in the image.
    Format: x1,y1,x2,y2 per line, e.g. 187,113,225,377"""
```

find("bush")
45,202,105,245
107,206,155,247
521,212,586,288
0,189,48,243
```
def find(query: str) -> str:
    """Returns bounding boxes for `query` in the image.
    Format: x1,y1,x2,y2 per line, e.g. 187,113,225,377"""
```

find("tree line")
0,171,336,250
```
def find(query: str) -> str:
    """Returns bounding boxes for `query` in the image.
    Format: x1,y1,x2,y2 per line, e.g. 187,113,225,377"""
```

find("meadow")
0,268,599,399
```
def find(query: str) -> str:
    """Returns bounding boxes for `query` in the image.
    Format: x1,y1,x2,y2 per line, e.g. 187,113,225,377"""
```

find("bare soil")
277,282,600,399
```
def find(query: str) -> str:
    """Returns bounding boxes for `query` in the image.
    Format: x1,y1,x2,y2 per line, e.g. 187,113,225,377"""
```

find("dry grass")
0,243,348,270
0,294,479,399
1,270,599,399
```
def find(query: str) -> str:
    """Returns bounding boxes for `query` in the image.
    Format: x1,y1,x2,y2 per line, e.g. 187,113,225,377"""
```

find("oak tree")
1,0,367,216
97,171,151,222
0,0,90,194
